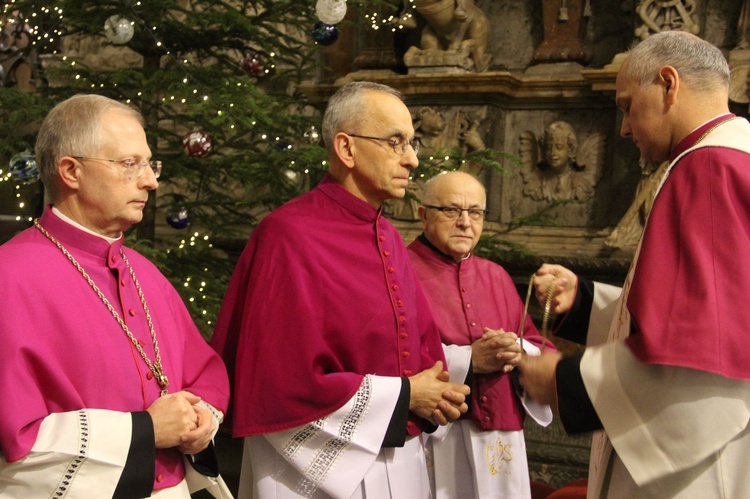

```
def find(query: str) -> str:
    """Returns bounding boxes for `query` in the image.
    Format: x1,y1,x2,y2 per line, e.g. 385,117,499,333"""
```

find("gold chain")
519,273,555,353
34,219,169,396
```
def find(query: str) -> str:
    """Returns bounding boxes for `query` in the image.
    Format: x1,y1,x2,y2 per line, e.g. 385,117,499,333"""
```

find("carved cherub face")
543,122,577,171
418,107,446,136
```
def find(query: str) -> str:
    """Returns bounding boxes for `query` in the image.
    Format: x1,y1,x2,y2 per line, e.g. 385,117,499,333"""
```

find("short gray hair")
36,94,144,200
621,31,729,92
321,81,403,155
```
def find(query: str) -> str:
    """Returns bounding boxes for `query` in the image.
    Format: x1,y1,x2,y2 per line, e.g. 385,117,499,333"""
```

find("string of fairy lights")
1,0,467,328
365,0,416,31
0,1,272,328
1,0,325,167
1,0,444,175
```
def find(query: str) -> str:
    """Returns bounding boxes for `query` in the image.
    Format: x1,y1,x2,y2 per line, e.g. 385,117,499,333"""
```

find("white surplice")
0,403,230,498
237,375,431,499
581,282,750,498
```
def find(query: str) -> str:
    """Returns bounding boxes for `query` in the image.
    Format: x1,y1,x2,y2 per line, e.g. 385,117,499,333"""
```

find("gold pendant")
154,365,169,394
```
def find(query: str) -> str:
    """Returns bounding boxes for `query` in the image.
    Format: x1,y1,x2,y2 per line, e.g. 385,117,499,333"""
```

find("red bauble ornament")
241,52,265,77
182,129,213,158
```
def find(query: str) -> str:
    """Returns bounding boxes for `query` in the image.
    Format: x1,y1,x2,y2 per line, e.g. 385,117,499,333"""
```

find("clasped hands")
472,327,522,374
146,391,216,455
408,361,470,426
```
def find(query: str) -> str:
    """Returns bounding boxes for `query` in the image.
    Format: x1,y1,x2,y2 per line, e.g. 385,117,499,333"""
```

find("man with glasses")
0,94,230,497
212,81,470,498
407,171,554,498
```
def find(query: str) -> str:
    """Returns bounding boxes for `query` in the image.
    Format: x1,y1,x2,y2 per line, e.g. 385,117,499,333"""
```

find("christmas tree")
1,0,519,336
0,0,359,336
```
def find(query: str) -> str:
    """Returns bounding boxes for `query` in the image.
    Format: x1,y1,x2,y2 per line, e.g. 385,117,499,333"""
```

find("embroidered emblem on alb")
486,436,513,475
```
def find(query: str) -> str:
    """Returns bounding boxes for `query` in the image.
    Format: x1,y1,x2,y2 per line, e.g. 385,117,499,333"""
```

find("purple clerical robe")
408,236,552,431
626,114,750,380
211,174,447,437
0,207,229,490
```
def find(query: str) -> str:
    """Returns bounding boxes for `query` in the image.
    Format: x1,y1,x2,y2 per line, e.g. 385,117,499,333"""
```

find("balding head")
422,171,486,206
419,171,487,260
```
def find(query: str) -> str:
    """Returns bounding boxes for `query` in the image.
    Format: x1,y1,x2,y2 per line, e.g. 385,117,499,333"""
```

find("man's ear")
418,205,428,229
333,133,356,170
57,157,81,191
659,65,679,104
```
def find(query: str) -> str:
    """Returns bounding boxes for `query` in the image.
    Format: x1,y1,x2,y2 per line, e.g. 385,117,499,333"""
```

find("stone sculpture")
634,0,699,39
519,121,604,202
399,0,491,73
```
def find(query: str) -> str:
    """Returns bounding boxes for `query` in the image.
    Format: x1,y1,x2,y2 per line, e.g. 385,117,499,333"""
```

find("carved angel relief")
414,106,486,157
519,121,605,202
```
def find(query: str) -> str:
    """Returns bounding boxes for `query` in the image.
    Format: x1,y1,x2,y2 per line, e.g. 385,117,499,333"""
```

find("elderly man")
0,94,230,497
407,171,553,498
520,31,750,497
211,81,471,499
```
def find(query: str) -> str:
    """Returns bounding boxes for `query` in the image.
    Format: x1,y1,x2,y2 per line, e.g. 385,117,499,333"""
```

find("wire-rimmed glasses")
72,156,162,179
346,133,420,156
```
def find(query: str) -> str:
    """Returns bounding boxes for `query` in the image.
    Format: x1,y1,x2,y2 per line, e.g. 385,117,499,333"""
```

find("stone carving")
399,0,491,73
729,0,750,106
534,0,590,63
604,160,669,256
519,121,604,202
413,106,486,157
387,106,487,220
739,0,750,49
634,0,700,40
414,106,451,156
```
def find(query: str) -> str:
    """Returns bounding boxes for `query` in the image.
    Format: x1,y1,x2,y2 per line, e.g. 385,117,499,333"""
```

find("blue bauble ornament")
166,207,191,229
312,21,339,46
273,139,292,152
9,151,39,183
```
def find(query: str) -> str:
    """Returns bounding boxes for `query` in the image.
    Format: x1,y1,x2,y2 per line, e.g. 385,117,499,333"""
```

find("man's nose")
456,211,471,226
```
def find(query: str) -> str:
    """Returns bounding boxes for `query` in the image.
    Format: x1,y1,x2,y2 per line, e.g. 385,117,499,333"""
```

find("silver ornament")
104,15,134,45
315,0,347,25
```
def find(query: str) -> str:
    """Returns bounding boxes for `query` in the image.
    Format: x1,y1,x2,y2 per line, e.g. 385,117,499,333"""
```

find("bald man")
407,171,554,498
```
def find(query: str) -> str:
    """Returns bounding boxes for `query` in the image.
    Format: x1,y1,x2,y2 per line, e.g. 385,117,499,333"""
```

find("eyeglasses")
424,204,489,221
347,133,419,156
72,156,162,179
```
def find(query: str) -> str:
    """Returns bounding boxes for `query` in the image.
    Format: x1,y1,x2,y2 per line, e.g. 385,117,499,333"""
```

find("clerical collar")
317,173,381,223
51,206,122,244
417,233,471,262
670,113,734,161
